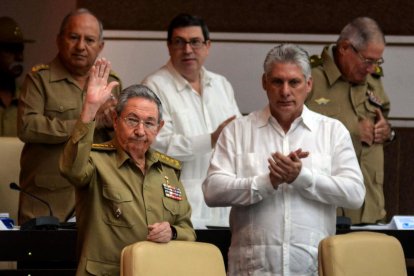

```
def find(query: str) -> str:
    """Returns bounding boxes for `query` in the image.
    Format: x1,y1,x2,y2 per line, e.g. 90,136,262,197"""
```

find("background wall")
78,0,414,35
77,0,414,120
2,0,414,120
100,31,414,122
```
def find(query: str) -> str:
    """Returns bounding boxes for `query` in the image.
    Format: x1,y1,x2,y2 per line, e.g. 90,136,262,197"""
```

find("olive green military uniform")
306,45,390,224
59,120,196,276
17,57,121,225
0,88,18,136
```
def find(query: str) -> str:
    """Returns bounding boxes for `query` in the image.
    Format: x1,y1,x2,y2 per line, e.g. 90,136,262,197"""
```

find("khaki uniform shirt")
17,57,121,224
60,120,195,276
0,89,18,136
306,45,390,224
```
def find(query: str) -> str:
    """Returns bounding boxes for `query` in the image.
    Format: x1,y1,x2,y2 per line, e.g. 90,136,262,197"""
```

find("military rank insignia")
315,97,330,105
113,205,122,218
366,89,383,108
162,176,182,201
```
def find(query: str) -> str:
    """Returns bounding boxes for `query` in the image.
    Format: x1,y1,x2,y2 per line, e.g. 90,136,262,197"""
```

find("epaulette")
153,151,181,170
309,55,323,68
31,64,49,73
371,65,384,79
92,142,116,151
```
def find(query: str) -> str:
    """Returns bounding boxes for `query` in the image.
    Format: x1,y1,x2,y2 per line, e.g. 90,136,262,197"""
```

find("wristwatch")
170,226,177,240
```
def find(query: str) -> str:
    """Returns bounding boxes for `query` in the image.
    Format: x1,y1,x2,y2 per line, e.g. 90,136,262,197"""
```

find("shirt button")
59,105,64,111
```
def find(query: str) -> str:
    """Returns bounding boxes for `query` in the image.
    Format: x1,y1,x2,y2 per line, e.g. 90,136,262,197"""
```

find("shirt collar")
258,105,314,132
49,57,81,87
166,60,212,92
321,45,344,86
112,137,160,169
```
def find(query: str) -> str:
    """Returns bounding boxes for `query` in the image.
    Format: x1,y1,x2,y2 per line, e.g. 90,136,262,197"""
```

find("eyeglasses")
123,117,158,131
170,37,207,50
350,44,384,66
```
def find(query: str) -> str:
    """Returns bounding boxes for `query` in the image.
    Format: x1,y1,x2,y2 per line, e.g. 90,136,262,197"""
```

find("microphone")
9,182,59,230
336,207,351,230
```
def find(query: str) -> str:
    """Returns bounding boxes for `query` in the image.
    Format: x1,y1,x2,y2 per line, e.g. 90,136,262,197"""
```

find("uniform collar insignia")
315,97,330,105
366,89,383,108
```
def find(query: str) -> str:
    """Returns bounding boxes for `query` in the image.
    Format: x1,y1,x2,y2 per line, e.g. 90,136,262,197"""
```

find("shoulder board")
153,151,181,170
371,65,384,79
92,143,116,151
309,55,323,68
31,64,49,73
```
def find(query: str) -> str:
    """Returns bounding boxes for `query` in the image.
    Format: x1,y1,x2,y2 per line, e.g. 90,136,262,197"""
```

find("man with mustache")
60,59,195,275
17,9,121,225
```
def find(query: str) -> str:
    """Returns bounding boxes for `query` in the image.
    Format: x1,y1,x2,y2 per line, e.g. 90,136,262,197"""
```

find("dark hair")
116,84,163,122
167,13,210,42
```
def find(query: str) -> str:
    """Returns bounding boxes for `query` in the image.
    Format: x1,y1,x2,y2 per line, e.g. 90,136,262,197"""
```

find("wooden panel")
77,0,414,35
384,127,414,221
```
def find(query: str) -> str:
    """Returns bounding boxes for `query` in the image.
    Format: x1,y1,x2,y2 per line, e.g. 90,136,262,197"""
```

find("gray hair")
337,17,385,50
263,44,311,80
116,84,163,122
58,8,103,41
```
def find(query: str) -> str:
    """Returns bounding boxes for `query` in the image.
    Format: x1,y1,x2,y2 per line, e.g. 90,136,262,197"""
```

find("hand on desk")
147,221,173,243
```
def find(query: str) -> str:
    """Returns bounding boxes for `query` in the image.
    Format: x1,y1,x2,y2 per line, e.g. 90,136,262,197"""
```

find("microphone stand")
10,183,59,230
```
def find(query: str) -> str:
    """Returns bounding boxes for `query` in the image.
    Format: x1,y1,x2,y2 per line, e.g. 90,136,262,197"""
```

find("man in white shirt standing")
142,13,241,229
202,44,365,275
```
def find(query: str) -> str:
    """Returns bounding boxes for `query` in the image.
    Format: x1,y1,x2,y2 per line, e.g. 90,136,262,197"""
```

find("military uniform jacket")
0,87,18,136
60,120,196,276
17,57,121,224
306,45,390,224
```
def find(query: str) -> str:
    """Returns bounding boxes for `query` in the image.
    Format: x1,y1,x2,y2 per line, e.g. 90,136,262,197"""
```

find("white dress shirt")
142,61,241,228
203,106,365,275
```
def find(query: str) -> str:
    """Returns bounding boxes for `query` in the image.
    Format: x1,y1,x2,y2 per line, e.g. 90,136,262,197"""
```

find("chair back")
318,231,407,276
121,240,226,276
0,137,24,223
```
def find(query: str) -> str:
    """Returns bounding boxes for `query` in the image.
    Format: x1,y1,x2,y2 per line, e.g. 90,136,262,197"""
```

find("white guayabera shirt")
203,106,365,276
143,60,242,229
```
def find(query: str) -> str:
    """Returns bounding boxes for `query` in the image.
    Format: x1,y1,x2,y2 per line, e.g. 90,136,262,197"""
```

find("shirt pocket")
44,100,78,120
162,197,181,221
35,174,72,190
102,186,136,228
170,109,193,133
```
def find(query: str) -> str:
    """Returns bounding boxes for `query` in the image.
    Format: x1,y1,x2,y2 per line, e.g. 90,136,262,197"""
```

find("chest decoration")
366,89,383,108
314,97,331,105
162,176,182,201
113,205,122,218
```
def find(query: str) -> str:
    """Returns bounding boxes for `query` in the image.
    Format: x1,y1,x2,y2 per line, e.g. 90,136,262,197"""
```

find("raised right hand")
81,58,119,123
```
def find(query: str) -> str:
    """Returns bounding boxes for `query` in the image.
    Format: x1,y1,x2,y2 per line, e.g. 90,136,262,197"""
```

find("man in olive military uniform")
17,9,121,225
60,59,195,276
0,17,33,136
306,17,393,224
